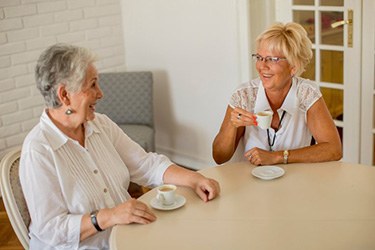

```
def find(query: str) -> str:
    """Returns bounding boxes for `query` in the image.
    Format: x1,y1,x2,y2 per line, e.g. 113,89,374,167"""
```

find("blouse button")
93,169,98,174
103,188,108,193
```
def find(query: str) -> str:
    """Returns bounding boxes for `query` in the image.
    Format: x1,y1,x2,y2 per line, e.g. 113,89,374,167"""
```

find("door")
276,0,362,163
361,0,375,165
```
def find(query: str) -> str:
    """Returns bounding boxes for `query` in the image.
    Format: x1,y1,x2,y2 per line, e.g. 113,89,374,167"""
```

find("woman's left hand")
193,175,221,202
244,147,280,166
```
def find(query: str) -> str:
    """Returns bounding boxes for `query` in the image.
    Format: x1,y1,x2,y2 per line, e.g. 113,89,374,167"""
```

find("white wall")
0,0,126,159
0,0,277,169
249,0,276,77
121,0,251,169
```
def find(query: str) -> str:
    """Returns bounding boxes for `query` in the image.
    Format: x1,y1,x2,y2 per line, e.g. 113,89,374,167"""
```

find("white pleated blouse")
20,111,172,249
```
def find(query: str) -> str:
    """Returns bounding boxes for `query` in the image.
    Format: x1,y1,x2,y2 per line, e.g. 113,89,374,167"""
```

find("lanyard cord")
267,110,286,151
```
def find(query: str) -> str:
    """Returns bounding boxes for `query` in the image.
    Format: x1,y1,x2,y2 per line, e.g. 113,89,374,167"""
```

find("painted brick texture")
0,0,126,157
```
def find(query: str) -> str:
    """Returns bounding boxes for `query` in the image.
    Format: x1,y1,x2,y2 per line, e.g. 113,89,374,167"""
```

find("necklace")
267,110,286,151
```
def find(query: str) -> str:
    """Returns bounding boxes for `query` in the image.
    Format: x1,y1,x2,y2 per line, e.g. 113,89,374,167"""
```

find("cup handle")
156,193,165,204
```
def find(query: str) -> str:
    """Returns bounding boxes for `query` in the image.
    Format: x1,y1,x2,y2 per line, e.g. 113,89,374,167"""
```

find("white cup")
256,111,273,129
156,184,177,206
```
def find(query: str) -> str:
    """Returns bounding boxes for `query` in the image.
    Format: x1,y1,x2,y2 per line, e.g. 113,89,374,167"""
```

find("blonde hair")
255,22,312,76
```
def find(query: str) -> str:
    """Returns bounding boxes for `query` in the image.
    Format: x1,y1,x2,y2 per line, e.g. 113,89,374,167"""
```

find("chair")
97,72,155,197
0,147,30,249
97,71,155,152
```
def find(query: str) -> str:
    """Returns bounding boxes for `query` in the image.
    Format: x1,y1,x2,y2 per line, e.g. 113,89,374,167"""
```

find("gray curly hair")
35,43,96,108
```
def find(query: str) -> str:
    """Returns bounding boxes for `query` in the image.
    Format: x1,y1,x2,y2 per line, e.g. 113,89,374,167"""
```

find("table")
110,161,375,249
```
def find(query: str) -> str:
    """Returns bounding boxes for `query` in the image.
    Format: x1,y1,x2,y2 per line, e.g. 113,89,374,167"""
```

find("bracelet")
90,210,104,232
283,150,289,164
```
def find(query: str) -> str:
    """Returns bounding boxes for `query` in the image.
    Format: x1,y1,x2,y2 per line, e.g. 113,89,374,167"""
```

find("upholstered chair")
96,71,155,152
96,71,155,197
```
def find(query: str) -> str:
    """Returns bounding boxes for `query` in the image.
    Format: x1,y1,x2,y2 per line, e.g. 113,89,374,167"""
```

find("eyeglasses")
251,54,287,64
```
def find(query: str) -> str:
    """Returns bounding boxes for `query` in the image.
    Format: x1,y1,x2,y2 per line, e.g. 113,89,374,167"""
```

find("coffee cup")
156,184,177,206
256,111,273,129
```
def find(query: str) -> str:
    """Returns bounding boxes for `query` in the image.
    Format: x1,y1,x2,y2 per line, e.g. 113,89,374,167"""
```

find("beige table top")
110,161,375,250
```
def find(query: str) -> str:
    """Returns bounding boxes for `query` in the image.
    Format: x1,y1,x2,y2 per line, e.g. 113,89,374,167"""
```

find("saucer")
252,166,285,180
150,194,186,211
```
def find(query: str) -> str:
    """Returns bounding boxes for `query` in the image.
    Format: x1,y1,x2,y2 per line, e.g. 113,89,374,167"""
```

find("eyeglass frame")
251,54,288,64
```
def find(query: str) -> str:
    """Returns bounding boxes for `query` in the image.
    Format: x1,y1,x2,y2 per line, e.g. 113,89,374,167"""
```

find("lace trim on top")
229,77,321,113
298,82,322,112
229,85,258,113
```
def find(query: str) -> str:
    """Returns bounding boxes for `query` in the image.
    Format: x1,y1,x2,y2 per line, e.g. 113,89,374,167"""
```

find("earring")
65,108,73,115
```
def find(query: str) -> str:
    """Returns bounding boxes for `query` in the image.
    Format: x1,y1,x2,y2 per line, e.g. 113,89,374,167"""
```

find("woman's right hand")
213,106,257,164
81,198,156,241
109,198,156,225
230,107,258,128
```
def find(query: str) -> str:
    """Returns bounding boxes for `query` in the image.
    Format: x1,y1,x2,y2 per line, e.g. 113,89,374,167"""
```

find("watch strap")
90,210,104,232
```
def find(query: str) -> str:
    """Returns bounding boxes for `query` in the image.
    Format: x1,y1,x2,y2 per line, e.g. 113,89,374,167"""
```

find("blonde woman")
213,22,342,165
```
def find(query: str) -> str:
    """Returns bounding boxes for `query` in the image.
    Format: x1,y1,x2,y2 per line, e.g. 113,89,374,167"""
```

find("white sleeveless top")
229,77,322,152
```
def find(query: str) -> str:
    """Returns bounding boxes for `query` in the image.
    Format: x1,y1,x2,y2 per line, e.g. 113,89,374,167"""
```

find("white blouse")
229,77,322,153
20,111,172,249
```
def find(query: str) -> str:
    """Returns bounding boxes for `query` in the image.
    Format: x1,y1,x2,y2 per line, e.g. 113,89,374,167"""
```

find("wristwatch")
283,150,289,164
90,210,104,232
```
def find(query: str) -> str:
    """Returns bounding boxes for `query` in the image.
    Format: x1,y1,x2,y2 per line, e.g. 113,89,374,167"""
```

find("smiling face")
68,64,103,122
256,41,295,92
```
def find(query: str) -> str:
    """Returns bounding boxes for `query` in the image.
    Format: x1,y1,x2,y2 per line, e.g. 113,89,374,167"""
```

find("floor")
0,198,23,250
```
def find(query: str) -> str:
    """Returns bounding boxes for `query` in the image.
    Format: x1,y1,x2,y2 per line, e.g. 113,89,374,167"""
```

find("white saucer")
252,166,285,180
150,194,186,211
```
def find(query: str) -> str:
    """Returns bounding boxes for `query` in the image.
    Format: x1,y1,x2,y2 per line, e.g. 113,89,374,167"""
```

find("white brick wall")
0,0,126,158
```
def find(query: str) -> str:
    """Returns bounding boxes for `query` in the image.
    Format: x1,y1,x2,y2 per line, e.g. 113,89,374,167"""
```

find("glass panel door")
290,0,362,163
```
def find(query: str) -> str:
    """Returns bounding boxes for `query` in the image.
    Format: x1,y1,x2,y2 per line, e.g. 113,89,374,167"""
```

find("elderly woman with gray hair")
213,22,342,165
20,43,220,249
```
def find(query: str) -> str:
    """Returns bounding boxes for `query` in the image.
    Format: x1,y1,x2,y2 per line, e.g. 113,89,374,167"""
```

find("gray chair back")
97,72,153,126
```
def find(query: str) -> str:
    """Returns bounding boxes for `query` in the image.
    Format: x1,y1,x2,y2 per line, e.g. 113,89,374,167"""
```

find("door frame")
361,0,374,165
